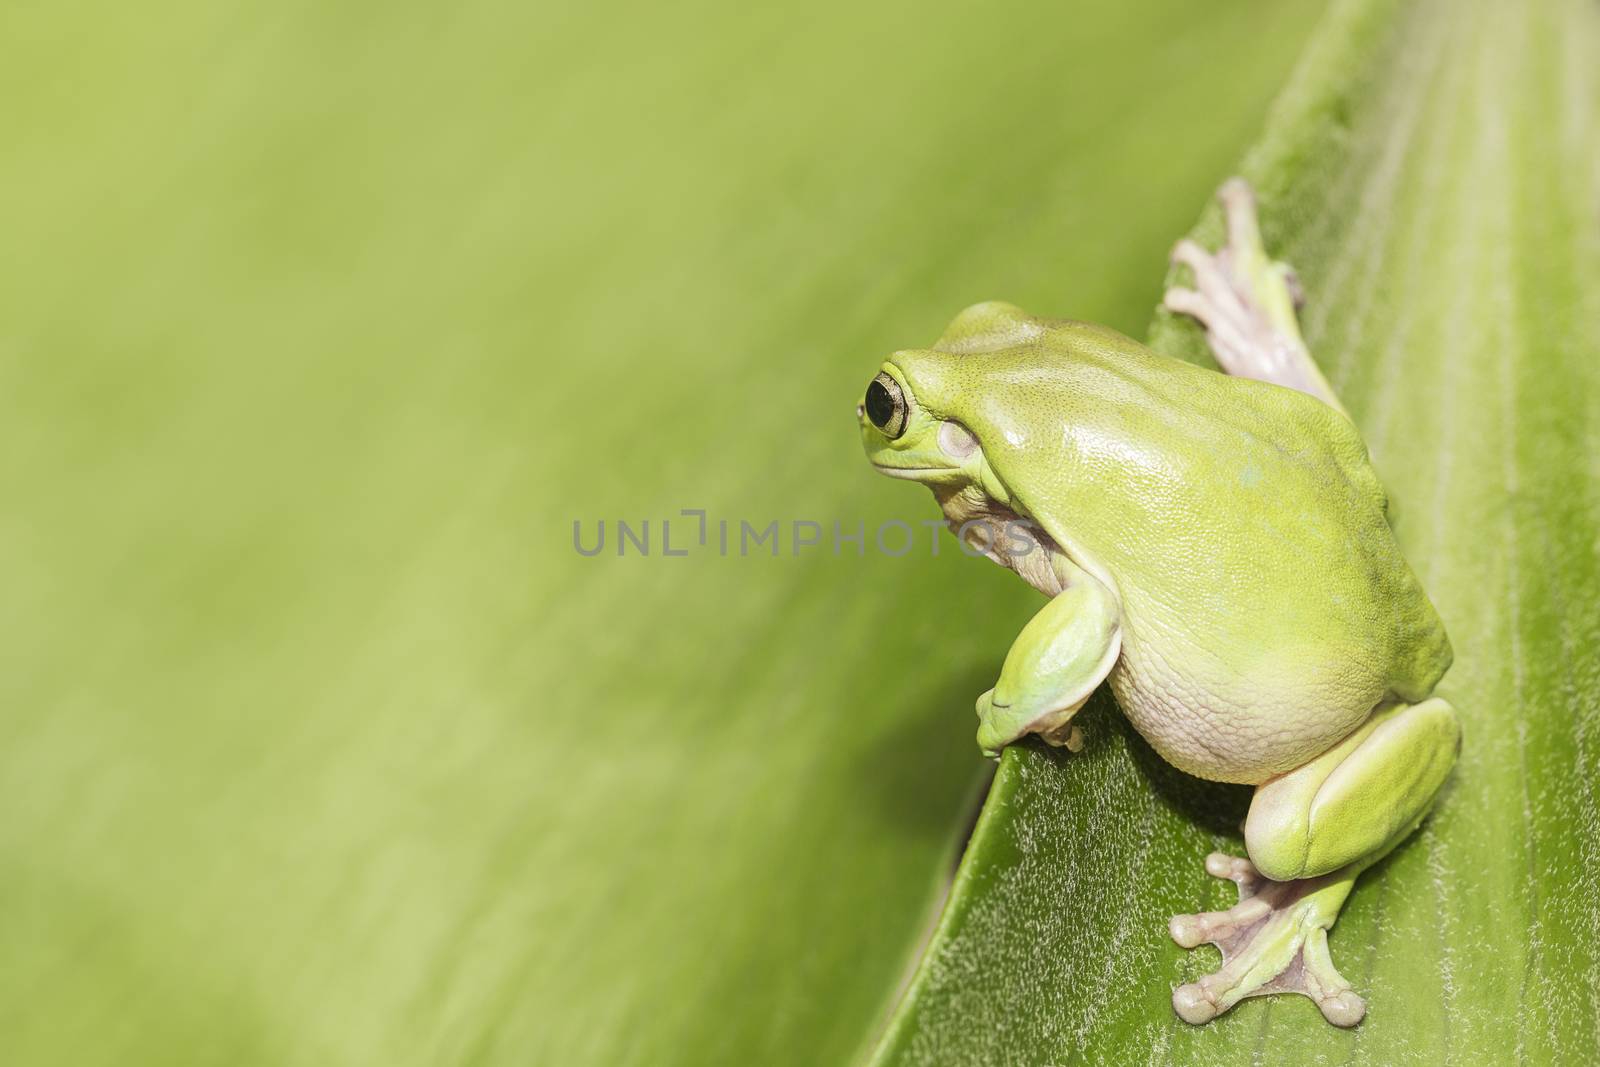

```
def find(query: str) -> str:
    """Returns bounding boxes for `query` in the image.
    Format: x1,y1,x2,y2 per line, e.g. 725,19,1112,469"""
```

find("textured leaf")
0,1,1326,1065
871,0,1600,1063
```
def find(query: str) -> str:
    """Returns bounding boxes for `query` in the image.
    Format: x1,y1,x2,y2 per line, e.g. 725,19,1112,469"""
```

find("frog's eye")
865,372,907,439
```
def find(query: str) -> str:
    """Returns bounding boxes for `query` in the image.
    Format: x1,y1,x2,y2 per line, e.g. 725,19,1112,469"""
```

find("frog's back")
978,320,1451,783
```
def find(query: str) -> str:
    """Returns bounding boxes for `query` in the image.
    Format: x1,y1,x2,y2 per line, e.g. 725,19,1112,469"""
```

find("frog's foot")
1169,852,1366,1028
1163,178,1343,413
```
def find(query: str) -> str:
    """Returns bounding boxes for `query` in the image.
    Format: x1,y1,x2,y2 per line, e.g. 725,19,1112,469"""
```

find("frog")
857,179,1459,1028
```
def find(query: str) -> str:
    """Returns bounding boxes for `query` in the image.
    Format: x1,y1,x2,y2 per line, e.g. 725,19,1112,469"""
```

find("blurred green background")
0,2,1327,1063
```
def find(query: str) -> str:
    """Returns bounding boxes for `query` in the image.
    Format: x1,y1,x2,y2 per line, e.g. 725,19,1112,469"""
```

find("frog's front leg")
974,558,1121,758
1169,697,1460,1026
1163,178,1345,414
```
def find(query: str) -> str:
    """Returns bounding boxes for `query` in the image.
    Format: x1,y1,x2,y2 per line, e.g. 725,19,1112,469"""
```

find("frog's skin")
858,179,1459,1028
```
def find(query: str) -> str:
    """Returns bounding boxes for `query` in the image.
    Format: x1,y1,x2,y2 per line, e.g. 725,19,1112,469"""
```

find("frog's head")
857,300,1055,508
858,302,1087,599
857,360,985,489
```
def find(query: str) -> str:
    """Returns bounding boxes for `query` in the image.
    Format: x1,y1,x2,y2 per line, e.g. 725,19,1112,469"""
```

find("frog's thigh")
1245,698,1461,881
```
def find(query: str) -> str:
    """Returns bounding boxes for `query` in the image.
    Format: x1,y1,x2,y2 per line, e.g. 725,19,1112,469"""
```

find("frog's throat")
932,485,1075,598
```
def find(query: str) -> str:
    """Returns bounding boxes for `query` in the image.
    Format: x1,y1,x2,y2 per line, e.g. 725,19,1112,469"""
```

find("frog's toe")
1162,248,1264,372
1038,719,1085,752
1169,239,1243,312
1299,929,1367,1026
1169,854,1366,1027
1203,849,1261,889
1167,895,1271,949
1160,284,1211,323
1217,175,1265,254
1168,855,1269,947
1171,979,1222,1024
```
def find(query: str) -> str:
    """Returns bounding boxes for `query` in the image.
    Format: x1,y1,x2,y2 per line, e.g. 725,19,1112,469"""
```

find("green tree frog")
858,180,1459,1028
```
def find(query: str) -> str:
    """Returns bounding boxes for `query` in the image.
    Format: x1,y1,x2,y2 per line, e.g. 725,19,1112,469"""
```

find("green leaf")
871,0,1600,1062
0,2,1328,1066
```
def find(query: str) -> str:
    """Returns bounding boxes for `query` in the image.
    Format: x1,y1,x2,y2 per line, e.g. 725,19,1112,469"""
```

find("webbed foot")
1163,178,1344,413
1169,851,1366,1027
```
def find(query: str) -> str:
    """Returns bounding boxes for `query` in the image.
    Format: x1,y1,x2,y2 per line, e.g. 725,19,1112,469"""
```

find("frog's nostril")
856,402,865,419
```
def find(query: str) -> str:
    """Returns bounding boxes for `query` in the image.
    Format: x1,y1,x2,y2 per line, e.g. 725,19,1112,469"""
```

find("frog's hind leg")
1168,698,1460,1026
1163,178,1345,414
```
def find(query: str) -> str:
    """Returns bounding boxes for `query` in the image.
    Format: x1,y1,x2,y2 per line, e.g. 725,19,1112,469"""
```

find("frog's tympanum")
859,180,1458,1028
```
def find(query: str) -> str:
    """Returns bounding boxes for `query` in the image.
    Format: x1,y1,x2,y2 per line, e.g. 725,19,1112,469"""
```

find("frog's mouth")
869,459,960,482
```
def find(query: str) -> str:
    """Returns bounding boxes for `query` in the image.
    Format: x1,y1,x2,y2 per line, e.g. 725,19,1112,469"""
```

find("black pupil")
865,378,897,428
